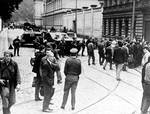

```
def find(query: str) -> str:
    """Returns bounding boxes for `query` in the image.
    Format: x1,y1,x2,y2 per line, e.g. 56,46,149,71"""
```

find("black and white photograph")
0,0,149,114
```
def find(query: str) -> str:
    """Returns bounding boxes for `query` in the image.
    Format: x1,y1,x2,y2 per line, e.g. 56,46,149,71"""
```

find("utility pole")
0,17,2,31
130,0,135,40
75,0,77,35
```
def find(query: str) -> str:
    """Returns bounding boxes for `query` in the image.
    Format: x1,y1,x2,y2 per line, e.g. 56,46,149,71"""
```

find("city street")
0,47,143,114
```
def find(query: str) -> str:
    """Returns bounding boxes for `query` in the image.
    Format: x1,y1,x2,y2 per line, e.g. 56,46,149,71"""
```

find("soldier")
13,36,21,56
61,48,81,110
58,37,66,58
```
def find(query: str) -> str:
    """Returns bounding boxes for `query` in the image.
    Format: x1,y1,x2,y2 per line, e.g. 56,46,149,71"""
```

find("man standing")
87,40,95,65
0,51,21,114
32,46,46,101
61,48,81,110
97,40,105,65
13,36,21,56
81,38,86,56
103,41,114,70
40,50,59,112
141,56,150,114
141,47,150,66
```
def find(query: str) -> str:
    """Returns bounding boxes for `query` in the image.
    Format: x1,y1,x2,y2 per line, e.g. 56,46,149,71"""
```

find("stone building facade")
33,0,44,26
42,0,103,38
102,0,150,41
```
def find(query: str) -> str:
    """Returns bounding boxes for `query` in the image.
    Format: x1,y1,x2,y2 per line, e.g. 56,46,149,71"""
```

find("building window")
113,19,116,36
119,19,122,36
112,0,117,6
108,19,111,35
103,19,106,35
109,0,112,6
125,18,129,37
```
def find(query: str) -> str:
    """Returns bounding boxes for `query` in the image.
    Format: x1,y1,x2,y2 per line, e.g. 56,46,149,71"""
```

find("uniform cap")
70,48,78,53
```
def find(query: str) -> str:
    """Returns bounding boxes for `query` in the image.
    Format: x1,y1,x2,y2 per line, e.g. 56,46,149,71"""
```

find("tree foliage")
0,0,23,21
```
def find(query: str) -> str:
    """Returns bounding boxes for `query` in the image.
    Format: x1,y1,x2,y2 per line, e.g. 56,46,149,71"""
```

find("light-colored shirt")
142,52,150,66
145,63,150,82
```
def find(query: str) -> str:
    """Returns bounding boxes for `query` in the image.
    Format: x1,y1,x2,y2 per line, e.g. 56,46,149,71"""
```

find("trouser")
35,75,42,99
81,46,85,56
61,80,78,109
0,86,14,114
2,108,10,114
88,54,95,64
42,85,53,110
35,82,41,99
141,83,150,114
14,47,19,56
60,48,65,57
56,70,62,83
99,54,105,65
103,60,112,69
116,63,124,79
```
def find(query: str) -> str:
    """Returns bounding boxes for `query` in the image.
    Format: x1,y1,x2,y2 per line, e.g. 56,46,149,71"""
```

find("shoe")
35,98,42,101
57,80,62,84
72,107,75,110
61,106,65,109
92,63,95,65
88,63,90,65
49,102,54,105
123,69,127,71
42,108,53,112
116,78,121,81
103,67,105,70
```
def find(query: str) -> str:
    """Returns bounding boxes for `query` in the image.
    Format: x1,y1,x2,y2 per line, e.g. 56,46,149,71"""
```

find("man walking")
113,41,126,81
61,48,82,110
0,51,21,114
13,36,21,56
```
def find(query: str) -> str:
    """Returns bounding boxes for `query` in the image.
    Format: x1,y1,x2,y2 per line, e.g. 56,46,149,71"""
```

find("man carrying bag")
0,51,21,114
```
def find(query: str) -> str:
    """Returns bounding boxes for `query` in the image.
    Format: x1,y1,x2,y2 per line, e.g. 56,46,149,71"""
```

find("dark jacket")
40,56,59,86
0,59,21,88
64,57,81,76
105,46,113,62
87,42,94,56
98,42,104,56
32,51,46,74
13,38,20,48
113,46,126,64
0,59,21,106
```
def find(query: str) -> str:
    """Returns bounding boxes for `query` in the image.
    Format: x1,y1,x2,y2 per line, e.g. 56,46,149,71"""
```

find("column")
90,5,97,36
82,7,88,36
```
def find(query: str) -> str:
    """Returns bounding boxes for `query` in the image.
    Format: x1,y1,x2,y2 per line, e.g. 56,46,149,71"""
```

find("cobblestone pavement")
0,47,144,114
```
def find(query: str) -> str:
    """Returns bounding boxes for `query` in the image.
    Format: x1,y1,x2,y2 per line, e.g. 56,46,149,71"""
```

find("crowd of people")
1,30,150,114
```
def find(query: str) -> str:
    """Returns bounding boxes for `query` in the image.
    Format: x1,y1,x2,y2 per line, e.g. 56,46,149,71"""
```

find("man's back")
64,57,81,76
